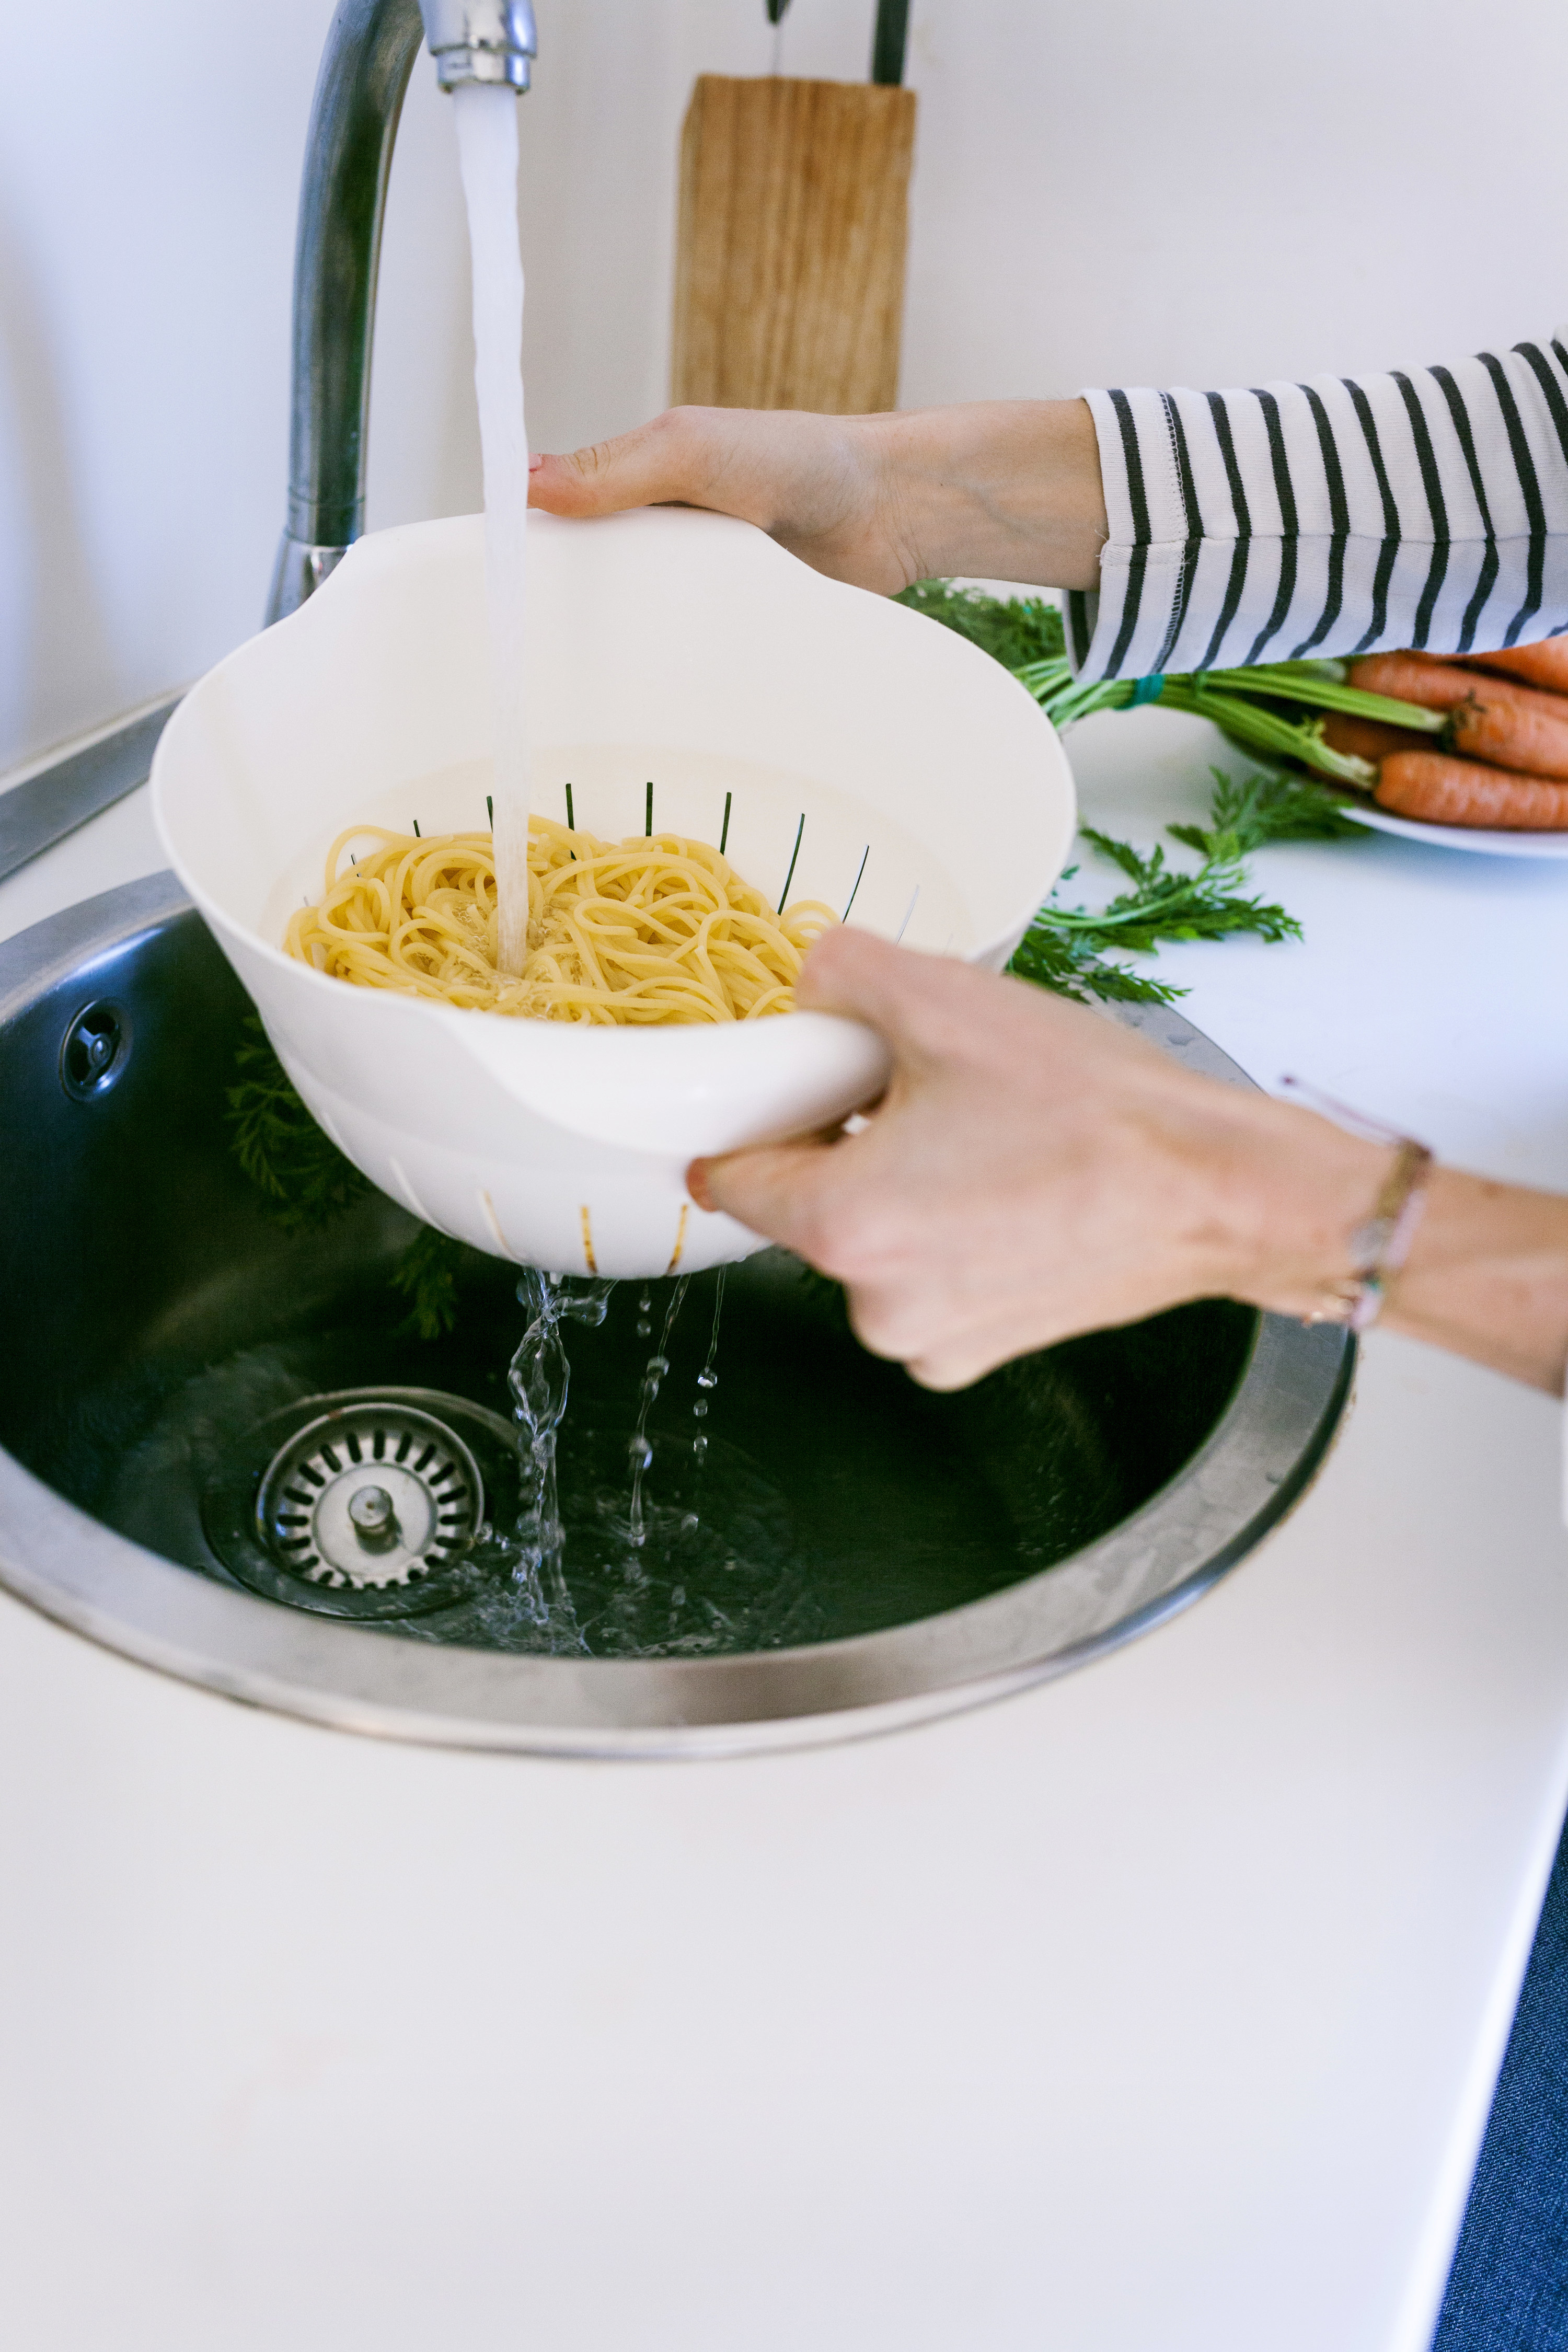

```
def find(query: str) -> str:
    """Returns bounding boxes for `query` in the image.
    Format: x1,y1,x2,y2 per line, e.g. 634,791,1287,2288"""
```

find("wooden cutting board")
671,74,918,415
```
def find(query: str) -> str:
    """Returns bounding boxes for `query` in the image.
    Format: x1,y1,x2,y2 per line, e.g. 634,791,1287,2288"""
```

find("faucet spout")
422,0,537,91
265,0,537,626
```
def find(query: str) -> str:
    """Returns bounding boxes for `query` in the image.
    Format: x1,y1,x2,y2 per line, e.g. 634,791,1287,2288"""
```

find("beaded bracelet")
1282,1079,1434,1333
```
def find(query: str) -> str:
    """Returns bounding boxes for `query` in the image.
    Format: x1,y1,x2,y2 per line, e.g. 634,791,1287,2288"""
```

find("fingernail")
686,1160,713,1212
528,453,545,471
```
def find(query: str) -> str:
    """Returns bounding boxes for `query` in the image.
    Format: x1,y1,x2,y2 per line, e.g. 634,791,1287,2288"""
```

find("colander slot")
346,1431,363,1463
373,1428,387,1458
412,1444,436,1474
320,1443,342,1471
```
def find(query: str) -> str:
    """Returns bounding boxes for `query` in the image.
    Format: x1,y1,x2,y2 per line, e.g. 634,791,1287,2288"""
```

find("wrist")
1182,1087,1568,1395
1382,1169,1568,1392
1173,1086,1393,1319
871,399,1108,592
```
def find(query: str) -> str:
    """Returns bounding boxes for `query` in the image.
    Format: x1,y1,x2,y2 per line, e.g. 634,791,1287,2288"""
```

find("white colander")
151,508,1075,1278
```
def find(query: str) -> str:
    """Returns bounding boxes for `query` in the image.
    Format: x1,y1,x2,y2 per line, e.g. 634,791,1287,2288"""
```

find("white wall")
4,0,1567,770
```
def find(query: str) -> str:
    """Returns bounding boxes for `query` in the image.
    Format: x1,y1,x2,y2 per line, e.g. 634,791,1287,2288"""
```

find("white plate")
1346,805,1568,859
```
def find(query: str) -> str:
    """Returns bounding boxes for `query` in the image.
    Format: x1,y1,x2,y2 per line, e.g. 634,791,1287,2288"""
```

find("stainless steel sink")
0,873,1352,1756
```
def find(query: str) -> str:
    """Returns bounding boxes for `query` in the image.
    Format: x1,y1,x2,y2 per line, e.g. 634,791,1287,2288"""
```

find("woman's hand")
529,400,1108,595
686,930,1568,1396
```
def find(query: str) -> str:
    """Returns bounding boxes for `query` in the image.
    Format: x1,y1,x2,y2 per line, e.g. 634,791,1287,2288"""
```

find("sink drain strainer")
201,1386,521,1621
256,1401,483,1592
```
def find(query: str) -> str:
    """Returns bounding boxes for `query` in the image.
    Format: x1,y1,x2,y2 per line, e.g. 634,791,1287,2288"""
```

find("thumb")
687,1135,844,1256
529,412,716,519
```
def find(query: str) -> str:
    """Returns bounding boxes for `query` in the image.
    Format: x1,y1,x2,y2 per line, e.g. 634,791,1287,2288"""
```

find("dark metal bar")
0,701,180,887
871,0,910,85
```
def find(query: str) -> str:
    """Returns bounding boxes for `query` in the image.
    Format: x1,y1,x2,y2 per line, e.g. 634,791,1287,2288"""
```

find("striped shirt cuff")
1070,335,1568,681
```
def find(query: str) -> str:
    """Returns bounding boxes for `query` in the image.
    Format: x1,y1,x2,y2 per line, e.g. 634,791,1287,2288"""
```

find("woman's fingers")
529,407,918,592
529,411,723,517
687,1135,849,1260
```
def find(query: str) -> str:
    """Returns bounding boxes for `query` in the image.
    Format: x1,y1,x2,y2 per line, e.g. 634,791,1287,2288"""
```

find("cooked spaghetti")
283,815,839,1023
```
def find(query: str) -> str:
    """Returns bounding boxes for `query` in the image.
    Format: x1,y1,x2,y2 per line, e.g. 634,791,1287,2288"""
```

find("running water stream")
691,1267,727,1465
507,1270,612,1624
446,89,756,1642
626,1279,692,1546
453,82,532,976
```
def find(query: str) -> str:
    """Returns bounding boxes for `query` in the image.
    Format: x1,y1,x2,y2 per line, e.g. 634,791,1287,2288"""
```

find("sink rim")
0,874,1354,1759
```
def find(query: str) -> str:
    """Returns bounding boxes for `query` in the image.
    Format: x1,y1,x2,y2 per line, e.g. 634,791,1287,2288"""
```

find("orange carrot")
1347,653,1483,711
1351,653,1568,777
1321,711,1432,766
1449,690,1568,780
1376,751,1568,830
1449,639,1568,695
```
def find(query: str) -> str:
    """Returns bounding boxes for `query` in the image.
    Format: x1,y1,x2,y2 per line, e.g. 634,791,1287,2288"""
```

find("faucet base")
266,535,351,626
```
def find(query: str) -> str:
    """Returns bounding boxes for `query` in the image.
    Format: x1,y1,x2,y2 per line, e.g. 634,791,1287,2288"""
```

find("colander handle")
447,1007,892,1159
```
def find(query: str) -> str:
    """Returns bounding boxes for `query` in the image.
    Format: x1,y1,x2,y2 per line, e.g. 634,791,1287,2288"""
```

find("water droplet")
679,1513,699,1534
692,1434,708,1460
693,1400,708,1420
671,1586,685,1608
636,1318,652,1339
696,1369,718,1391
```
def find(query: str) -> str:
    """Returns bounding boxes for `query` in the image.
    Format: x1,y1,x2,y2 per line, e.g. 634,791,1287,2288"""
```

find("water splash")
476,1271,814,1655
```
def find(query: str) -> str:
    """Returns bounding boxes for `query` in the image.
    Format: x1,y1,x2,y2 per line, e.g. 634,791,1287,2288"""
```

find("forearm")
529,398,1108,598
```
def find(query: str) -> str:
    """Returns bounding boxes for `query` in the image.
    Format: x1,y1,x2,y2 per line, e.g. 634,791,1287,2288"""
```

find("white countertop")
2,732,1566,2352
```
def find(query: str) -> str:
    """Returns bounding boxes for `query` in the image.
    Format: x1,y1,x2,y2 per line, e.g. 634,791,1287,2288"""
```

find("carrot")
1347,653,1483,711
1376,751,1568,830
1351,652,1568,777
1321,711,1432,766
1449,689,1568,779
1449,638,1568,695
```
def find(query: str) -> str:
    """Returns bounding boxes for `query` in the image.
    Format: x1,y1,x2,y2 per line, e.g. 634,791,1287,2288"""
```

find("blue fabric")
1433,1809,1568,2348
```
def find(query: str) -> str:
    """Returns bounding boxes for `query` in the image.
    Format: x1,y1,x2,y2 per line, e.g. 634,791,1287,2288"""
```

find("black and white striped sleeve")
1069,333,1568,681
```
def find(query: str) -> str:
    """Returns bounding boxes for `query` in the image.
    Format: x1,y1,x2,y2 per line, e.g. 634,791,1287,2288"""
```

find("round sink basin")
0,874,1352,1756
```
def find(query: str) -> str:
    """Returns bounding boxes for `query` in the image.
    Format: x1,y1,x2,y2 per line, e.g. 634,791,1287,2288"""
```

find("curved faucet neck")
266,0,537,626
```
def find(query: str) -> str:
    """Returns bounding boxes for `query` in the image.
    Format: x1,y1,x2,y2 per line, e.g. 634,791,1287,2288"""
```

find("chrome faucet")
266,0,537,624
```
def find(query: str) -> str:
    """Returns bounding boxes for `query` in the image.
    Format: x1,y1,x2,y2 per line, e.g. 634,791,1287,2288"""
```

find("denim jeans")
1433,1811,1568,2349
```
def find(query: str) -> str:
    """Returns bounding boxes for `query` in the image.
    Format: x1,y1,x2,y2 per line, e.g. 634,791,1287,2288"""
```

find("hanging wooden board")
671,75,917,415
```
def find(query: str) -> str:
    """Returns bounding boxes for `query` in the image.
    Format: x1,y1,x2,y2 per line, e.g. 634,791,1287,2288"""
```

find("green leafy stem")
895,580,1374,1007
896,580,1445,788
